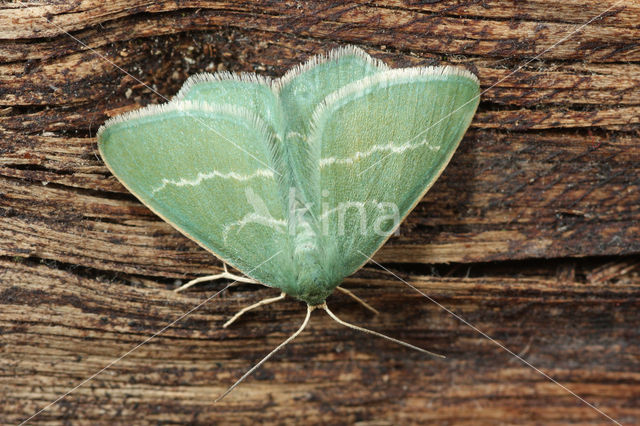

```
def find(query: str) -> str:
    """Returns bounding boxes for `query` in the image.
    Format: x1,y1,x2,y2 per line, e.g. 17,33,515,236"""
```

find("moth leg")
223,292,286,328
336,286,380,315
215,303,314,402
174,263,260,292
321,302,444,358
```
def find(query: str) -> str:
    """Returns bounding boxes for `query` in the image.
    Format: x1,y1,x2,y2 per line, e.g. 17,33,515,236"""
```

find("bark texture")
1,1,639,424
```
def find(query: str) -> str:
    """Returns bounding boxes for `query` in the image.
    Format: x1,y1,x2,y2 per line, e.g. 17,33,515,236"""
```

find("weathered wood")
1,1,639,424
2,258,639,424
2,127,638,273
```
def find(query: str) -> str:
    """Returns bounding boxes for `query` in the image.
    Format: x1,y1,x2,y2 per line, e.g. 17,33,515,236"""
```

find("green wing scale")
98,101,297,294
98,46,479,305
312,68,480,280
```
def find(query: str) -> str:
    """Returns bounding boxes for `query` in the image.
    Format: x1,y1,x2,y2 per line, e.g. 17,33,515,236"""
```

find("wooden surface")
1,1,639,424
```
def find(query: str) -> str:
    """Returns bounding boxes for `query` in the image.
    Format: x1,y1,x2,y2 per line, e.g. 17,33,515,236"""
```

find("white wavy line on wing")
319,139,440,167
151,169,275,195
222,213,287,243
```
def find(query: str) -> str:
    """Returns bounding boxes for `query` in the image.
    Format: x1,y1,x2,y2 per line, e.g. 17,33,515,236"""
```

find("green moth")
98,46,479,397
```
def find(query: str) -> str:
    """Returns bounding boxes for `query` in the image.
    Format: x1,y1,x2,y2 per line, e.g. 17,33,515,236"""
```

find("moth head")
293,262,338,306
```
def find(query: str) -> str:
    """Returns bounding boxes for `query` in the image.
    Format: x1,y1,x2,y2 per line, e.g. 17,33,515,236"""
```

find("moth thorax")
294,257,334,306
293,219,317,255
290,220,334,305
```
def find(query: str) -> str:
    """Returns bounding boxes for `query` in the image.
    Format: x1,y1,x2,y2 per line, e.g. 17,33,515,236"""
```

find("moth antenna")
223,292,286,328
215,304,314,402
321,303,445,358
336,286,380,315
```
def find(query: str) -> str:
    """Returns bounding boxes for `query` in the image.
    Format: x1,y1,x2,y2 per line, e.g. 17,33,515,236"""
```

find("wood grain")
1,1,638,424
2,258,639,424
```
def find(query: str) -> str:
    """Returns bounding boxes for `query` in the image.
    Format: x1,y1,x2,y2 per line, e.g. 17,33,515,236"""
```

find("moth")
97,46,480,398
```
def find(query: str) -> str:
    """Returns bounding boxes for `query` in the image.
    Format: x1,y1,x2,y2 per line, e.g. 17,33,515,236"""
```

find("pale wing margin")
309,66,480,279
274,46,388,211
171,71,283,135
97,101,296,291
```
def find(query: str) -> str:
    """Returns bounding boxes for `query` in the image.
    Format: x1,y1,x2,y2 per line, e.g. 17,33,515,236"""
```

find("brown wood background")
1,1,639,424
